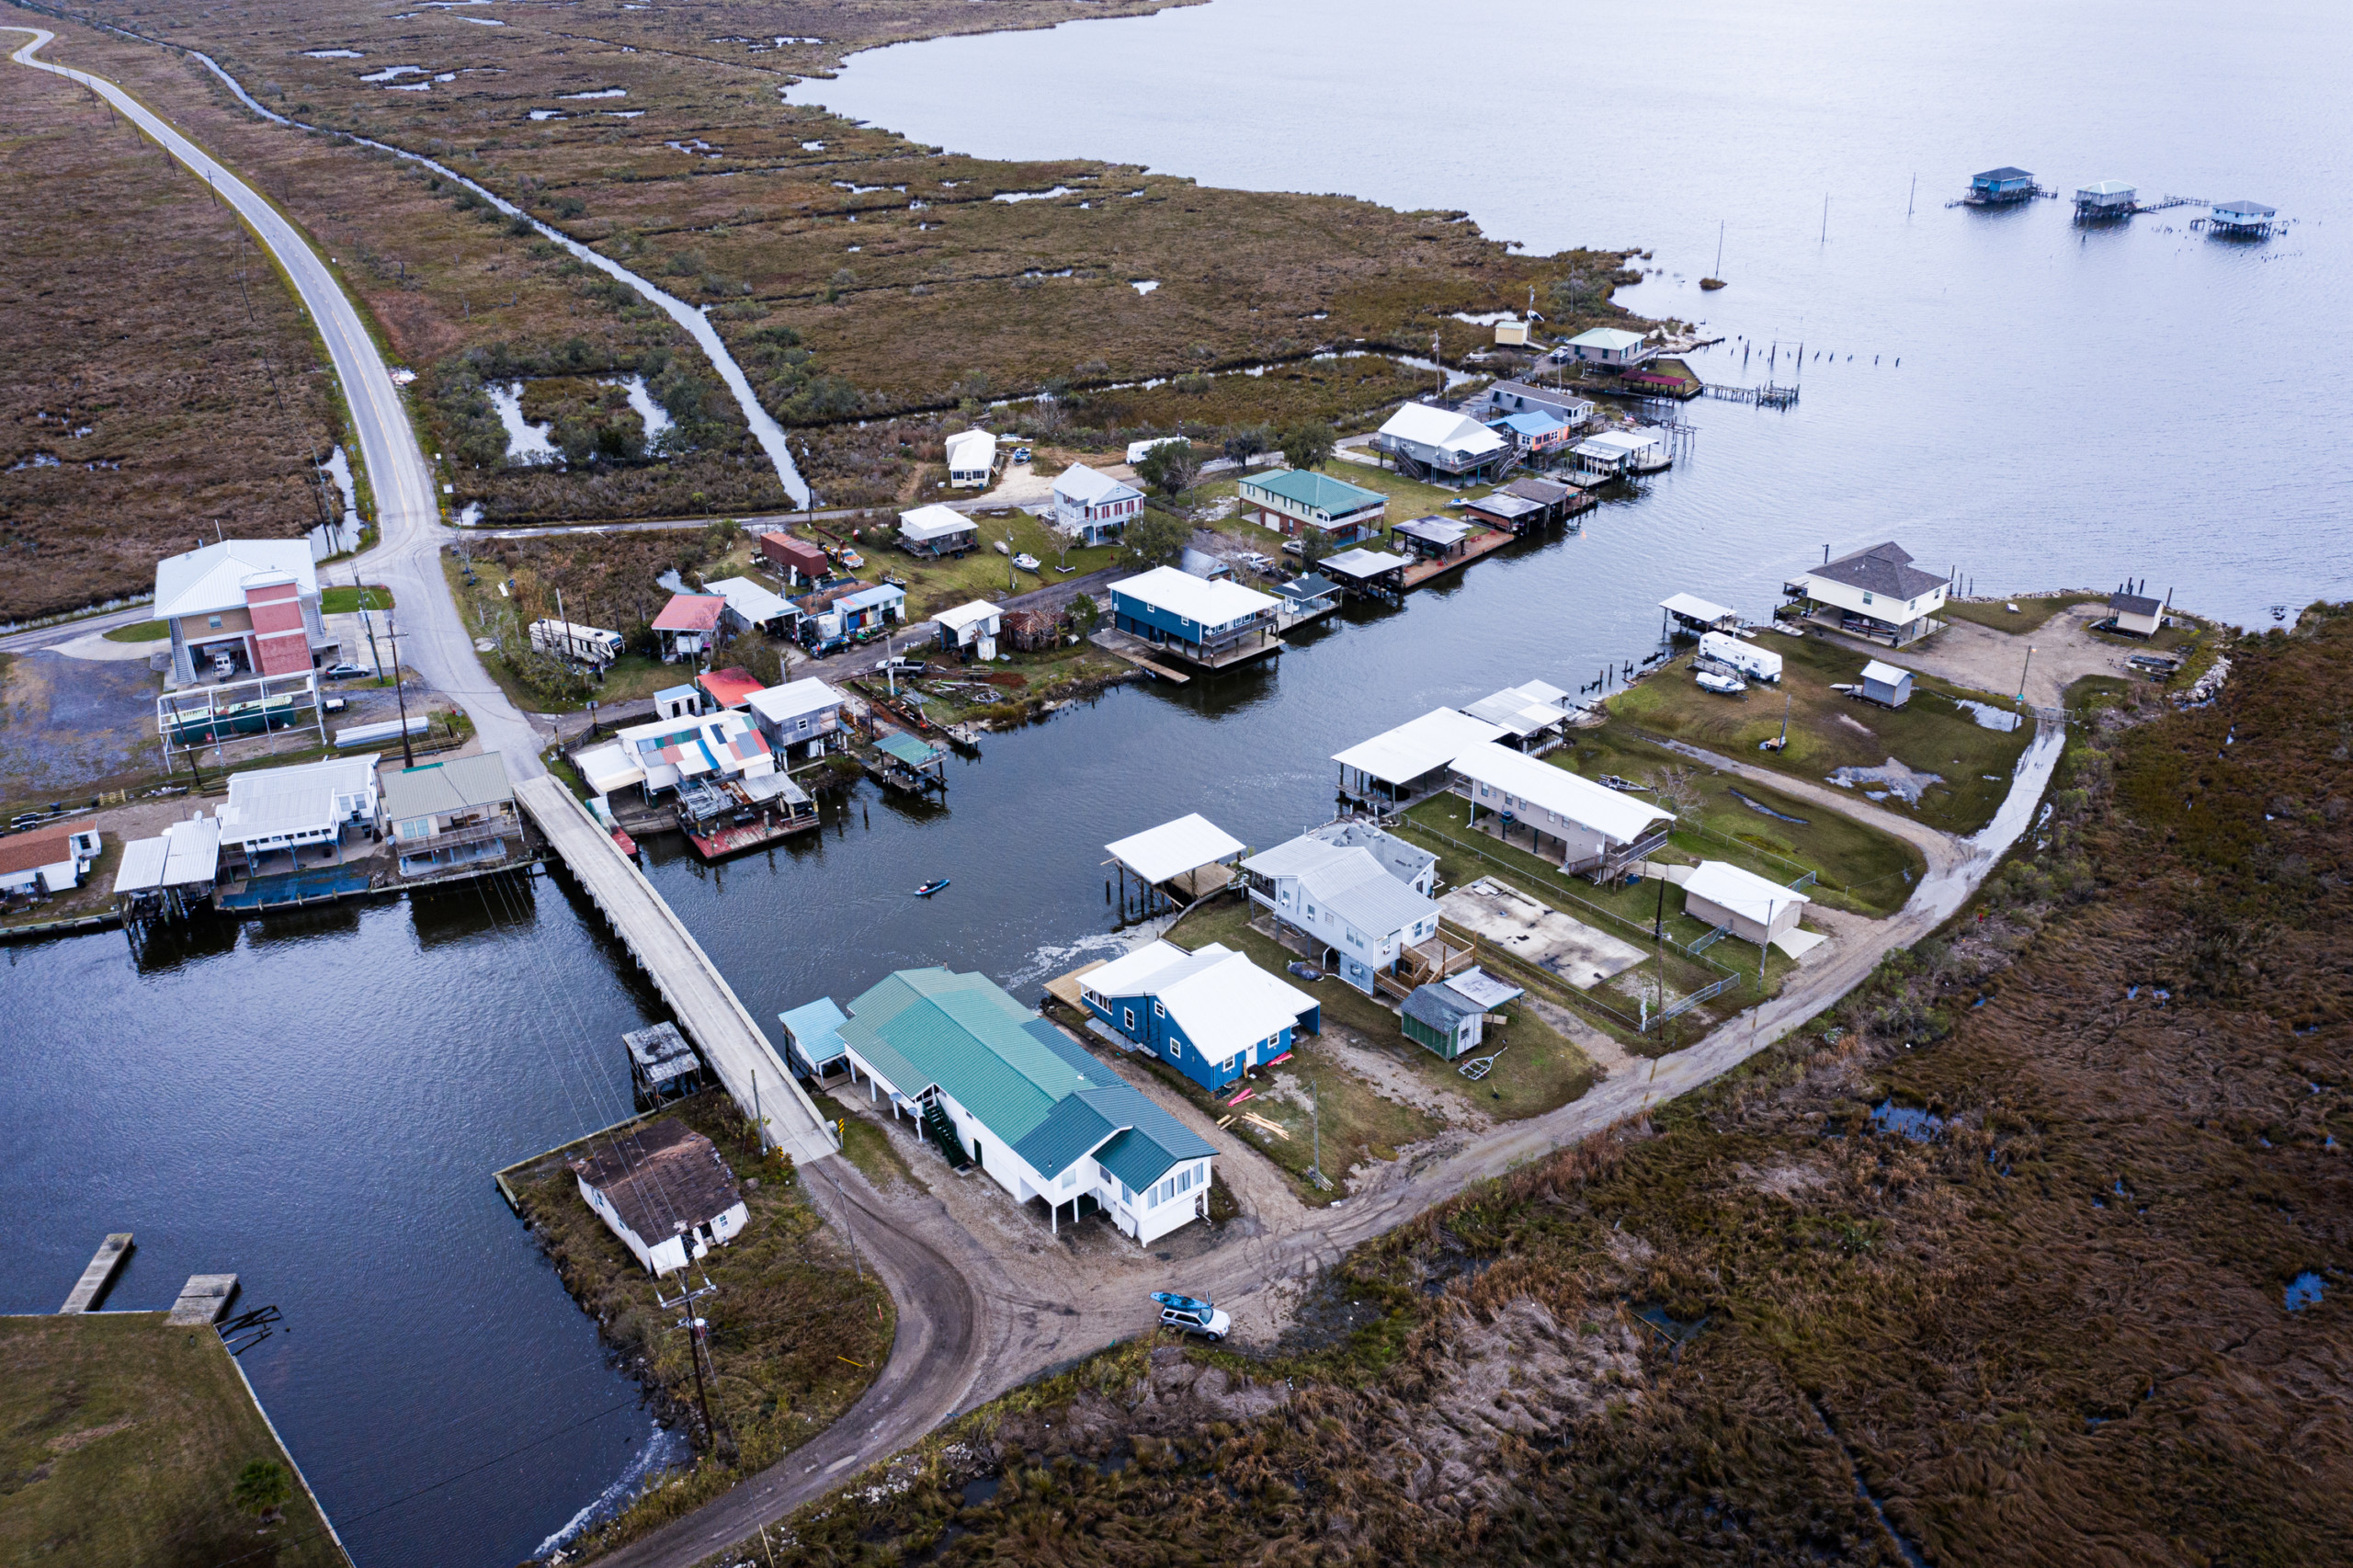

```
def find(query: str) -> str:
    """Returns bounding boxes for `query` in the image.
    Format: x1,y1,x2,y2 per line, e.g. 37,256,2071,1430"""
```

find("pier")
515,775,838,1163
1706,381,1800,409
60,1233,134,1312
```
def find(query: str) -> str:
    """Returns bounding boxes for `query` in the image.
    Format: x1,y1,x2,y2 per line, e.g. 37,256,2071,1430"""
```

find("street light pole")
2017,644,2036,708
384,607,415,767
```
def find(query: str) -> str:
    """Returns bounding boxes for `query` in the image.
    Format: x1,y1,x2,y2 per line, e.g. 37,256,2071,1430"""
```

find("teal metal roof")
779,997,849,1065
1014,1095,1119,1179
1245,468,1384,516
874,731,942,767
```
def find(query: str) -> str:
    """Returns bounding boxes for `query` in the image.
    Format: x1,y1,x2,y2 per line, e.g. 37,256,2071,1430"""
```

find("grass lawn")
1609,636,2036,835
876,512,1122,619
0,1312,351,1568
1938,594,2098,634
895,641,1129,726
810,1089,921,1191
1168,892,1601,1124
318,584,396,615
101,619,172,643
506,1091,892,1556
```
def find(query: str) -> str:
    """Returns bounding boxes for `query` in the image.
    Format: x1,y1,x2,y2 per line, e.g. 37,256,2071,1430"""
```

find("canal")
7,0,2349,1562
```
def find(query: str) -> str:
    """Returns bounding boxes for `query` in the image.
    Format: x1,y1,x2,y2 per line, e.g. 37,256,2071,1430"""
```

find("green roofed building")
828,968,1217,1244
1239,467,1389,546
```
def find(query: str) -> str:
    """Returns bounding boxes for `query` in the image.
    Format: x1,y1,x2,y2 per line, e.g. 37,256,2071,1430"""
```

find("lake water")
12,2,2352,1562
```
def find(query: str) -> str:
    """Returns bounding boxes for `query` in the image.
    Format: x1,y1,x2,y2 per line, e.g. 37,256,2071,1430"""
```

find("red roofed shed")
759,532,831,587
653,593,728,663
697,666,764,710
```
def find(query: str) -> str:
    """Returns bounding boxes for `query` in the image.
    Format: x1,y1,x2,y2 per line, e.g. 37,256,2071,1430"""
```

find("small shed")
2108,590,2163,638
654,684,701,722
779,996,851,1079
935,599,1003,659
704,575,796,636
1859,659,1914,708
945,429,997,488
1495,318,1529,347
759,531,832,588
898,504,979,558
570,1118,747,1277
624,1021,705,1105
1680,860,1810,949
1401,983,1483,1060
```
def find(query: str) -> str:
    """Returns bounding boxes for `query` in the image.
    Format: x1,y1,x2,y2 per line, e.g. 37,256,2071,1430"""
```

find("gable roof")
1378,403,1506,456
1975,165,2033,181
899,504,979,542
1811,541,1949,601
1332,706,1506,786
1243,468,1385,515
0,820,94,878
2109,590,2161,618
934,599,1003,634
1564,326,1646,353
1104,812,1245,884
1053,463,1142,506
1495,410,1567,437
1487,380,1591,413
1860,658,1912,687
569,1118,742,1241
1242,820,1434,890
1450,742,1674,844
1108,566,1277,629
379,753,513,823
1403,983,1479,1032
1462,682,1572,737
704,576,793,627
1681,859,1811,925
153,539,318,620
652,594,728,633
1304,847,1440,938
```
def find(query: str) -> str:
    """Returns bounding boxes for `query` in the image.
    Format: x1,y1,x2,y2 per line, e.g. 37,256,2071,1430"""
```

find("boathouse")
831,968,1218,1244
1238,468,1387,545
1104,812,1247,910
1052,464,1143,545
870,729,947,795
1970,166,2039,204
1784,542,1949,646
1272,574,1340,621
112,813,221,919
1679,860,1810,949
2075,180,2136,219
652,593,727,664
1448,741,1674,882
1391,515,1475,563
1107,567,1280,668
779,996,851,1080
1660,593,1743,638
378,753,518,879
758,531,832,588
1560,326,1656,370
1461,680,1577,751
570,1118,748,1278
1333,707,1506,807
746,676,846,761
2107,589,2164,638
1078,940,1320,1092
1373,403,1511,483
624,1021,705,1107
945,429,997,488
1495,475,1584,527
1461,489,1546,534
1859,659,1915,709
1316,547,1412,602
1240,820,1446,998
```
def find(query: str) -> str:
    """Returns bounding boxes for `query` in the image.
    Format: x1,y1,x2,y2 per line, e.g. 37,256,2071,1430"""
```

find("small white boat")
1013,552,1040,572
1696,669,1747,696
994,539,1011,556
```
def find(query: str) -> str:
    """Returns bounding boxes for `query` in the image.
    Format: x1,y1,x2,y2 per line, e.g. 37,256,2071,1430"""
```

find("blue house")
1106,566,1281,669
1076,940,1321,1092
1970,166,2038,204
778,996,850,1079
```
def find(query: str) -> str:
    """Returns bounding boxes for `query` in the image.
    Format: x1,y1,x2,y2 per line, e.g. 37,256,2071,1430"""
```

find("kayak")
915,878,950,897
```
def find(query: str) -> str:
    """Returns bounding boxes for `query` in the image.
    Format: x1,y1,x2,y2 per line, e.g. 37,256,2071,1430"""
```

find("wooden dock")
61,1233,133,1312
1087,628,1193,683
1400,526,1516,591
515,776,838,1164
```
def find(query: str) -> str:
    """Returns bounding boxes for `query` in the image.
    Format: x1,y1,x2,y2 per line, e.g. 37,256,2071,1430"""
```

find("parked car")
324,662,368,680
1011,446,1033,464
1151,1291,1229,1342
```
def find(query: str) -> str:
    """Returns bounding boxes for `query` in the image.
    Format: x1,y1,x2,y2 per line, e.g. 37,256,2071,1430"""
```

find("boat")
915,878,950,897
993,539,1011,556
1596,774,1649,792
1013,552,1040,572
1696,669,1747,696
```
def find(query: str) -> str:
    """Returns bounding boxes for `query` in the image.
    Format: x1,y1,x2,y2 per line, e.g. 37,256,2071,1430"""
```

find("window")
1122,1006,1135,1031
1120,1180,1135,1205
1152,1001,1165,1019
1167,1039,1181,1060
1176,1168,1191,1194
1862,591,1874,605
1160,1177,1175,1203
1061,1170,1075,1189
208,615,222,630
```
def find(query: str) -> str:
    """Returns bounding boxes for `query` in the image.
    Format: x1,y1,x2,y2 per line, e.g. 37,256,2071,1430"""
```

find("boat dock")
1705,381,1800,409
515,775,838,1163
1086,628,1194,683
60,1233,134,1312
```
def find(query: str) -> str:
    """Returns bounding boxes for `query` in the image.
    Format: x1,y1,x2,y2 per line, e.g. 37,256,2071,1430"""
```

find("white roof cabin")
934,599,1004,647
153,538,319,619
1461,680,1576,742
944,429,996,486
1377,403,1506,460
1107,567,1278,632
1678,860,1810,947
1448,741,1674,846
898,504,979,546
216,754,380,852
703,575,794,631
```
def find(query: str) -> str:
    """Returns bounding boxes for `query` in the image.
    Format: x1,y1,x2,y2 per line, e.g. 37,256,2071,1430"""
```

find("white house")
1332,706,1507,806
2108,589,2164,638
934,599,1003,660
945,428,997,488
0,820,100,897
1448,741,1675,880
1373,403,1509,481
745,677,847,760
1678,860,1810,949
830,968,1219,1245
570,1118,751,1277
897,503,979,559
1786,541,1950,646
153,538,336,686
1240,821,1443,995
1051,463,1143,545
1559,326,1656,369
216,754,381,876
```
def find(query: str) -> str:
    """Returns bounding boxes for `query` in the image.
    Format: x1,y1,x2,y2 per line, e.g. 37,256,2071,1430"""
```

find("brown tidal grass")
737,610,2353,1568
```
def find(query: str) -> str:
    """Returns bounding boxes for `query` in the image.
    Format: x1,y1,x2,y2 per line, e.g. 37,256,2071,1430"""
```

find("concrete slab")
1440,876,1648,991
60,1233,133,1313
166,1273,240,1325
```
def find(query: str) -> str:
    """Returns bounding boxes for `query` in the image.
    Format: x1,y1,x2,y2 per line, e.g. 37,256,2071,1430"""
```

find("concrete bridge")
516,776,837,1165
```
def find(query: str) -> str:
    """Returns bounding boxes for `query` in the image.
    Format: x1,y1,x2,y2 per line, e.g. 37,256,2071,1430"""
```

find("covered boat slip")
867,727,949,795
1104,812,1247,913
1333,707,1508,808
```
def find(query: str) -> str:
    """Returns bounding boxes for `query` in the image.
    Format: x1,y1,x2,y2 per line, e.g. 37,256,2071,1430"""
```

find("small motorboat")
914,878,950,897
1596,774,1649,792
1013,552,1040,572
1696,669,1747,696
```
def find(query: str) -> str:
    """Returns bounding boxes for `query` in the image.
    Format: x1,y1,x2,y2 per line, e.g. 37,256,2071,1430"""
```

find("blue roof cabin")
779,996,851,1080
1076,939,1321,1092
1969,166,2039,204
1401,967,1524,1061
1238,468,1388,547
826,967,1218,1244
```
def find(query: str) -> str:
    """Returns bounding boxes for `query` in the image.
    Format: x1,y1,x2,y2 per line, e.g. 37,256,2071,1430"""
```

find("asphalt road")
4,24,545,772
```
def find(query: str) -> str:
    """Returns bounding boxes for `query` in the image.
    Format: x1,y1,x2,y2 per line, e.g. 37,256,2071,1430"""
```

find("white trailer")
1699,631,1781,684
530,619,625,667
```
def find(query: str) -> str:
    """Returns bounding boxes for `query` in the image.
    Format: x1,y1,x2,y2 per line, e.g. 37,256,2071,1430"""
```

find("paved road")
3,24,544,772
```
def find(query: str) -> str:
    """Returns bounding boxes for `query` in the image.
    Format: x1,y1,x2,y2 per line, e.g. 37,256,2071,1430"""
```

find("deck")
516,775,837,1164
1086,628,1193,683
1399,526,1516,590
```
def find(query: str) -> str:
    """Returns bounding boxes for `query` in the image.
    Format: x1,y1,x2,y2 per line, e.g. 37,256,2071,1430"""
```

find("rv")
530,619,626,668
1697,631,1781,684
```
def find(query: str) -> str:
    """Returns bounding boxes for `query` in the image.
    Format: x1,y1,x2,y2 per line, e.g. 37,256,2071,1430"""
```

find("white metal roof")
703,575,793,626
1079,938,1201,1000
898,504,978,542
2078,180,2135,197
933,599,1003,635
1462,684,1570,737
1443,967,1524,1010
1332,707,1506,786
1449,741,1673,845
112,814,222,894
1660,592,1736,625
1318,547,1413,580
1080,941,1314,1059
1104,812,1246,884
1053,462,1142,505
1681,859,1811,925
746,676,846,726
1378,403,1506,457
945,428,996,469
1108,566,1277,630
1861,659,1912,686
153,539,318,620
574,740,644,795
217,754,379,846
1586,428,1664,455
1566,326,1647,353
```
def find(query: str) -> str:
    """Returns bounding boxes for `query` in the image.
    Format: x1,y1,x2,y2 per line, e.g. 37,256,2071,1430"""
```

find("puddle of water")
487,381,559,462
453,13,505,22
317,445,362,536
303,48,364,59
1131,279,1159,295
832,180,901,194
433,73,458,83
1870,1100,1943,1141
1953,699,2023,733
1450,310,1518,324
667,138,721,158
605,110,644,119
1728,786,1807,824
2286,1272,2325,1312
386,82,431,91
1826,759,1943,804
995,185,1075,202
1632,1302,1710,1344
7,452,61,471
359,64,426,82
600,375,675,447
561,87,629,100
528,109,566,120
959,1473,1001,1506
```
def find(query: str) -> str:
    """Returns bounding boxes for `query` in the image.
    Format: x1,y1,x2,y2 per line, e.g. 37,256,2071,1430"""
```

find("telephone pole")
656,1258,722,1452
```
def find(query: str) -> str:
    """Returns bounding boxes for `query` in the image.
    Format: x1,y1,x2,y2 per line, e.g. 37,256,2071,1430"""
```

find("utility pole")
1907,174,1917,218
656,1261,722,1452
385,607,415,767
2017,644,2036,708
1308,1078,1324,1190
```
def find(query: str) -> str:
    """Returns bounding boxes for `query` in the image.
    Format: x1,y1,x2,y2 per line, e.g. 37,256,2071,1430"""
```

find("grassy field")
506,1090,892,1559
101,619,173,643
316,584,394,614
0,51,339,622
1938,593,2099,633
810,1089,922,1192
0,1312,351,1568
1168,892,1602,1125
1609,634,2036,835
879,514,1122,619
